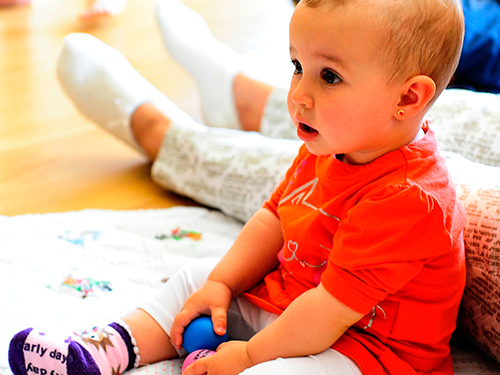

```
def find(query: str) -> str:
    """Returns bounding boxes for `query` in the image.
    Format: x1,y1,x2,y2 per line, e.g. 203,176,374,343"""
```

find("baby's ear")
395,75,436,119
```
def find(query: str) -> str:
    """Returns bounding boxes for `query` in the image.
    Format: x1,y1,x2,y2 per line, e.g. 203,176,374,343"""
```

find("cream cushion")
429,89,500,363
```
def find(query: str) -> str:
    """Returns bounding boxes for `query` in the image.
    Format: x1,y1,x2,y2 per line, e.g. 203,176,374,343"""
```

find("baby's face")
287,1,406,164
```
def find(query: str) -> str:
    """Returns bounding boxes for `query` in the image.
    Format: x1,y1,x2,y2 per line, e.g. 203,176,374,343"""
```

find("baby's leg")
8,260,219,375
240,349,362,375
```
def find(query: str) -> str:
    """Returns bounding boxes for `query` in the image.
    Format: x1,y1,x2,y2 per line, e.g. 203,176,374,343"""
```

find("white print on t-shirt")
280,177,340,222
363,305,387,330
282,240,327,269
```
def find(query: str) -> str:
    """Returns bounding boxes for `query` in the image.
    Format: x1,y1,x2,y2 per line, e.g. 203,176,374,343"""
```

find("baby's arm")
208,207,284,295
246,283,364,362
170,208,284,348
184,282,364,375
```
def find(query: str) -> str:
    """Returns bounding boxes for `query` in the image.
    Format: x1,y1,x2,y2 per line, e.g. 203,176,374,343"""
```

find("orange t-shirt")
244,128,466,374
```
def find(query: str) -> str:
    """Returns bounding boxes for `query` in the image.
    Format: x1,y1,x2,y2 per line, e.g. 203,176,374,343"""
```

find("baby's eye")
291,60,303,75
322,69,341,84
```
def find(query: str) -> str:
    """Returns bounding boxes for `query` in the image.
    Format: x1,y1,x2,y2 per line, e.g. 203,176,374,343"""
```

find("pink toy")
182,349,215,374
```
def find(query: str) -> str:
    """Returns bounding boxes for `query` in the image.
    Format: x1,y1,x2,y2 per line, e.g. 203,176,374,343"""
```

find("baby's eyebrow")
289,45,348,70
315,52,348,70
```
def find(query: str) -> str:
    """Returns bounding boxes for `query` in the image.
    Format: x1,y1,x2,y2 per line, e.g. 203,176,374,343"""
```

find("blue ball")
182,316,228,353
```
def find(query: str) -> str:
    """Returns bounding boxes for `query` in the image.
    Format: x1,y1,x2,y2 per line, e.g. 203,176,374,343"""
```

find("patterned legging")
152,88,300,222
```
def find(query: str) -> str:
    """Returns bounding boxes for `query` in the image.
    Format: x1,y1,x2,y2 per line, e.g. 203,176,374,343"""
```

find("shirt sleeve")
321,184,453,314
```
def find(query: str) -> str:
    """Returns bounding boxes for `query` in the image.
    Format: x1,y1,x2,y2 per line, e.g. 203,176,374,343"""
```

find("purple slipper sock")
8,323,139,375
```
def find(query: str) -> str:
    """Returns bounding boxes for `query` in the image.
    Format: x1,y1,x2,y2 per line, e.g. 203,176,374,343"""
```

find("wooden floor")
0,0,293,216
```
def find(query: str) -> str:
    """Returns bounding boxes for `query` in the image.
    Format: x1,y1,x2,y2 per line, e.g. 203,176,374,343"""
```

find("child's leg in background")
57,32,300,223
150,0,301,222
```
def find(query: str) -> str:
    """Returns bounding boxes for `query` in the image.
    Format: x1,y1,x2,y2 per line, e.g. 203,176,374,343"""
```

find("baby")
9,0,465,374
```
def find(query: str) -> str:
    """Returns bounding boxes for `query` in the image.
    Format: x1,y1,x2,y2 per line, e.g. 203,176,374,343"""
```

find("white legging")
140,259,362,375
151,87,500,223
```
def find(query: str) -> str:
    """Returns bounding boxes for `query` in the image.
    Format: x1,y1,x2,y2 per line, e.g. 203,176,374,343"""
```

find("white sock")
57,33,192,153
155,0,242,129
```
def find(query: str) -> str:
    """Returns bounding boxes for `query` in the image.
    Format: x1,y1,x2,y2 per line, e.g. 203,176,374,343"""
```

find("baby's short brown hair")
303,0,464,101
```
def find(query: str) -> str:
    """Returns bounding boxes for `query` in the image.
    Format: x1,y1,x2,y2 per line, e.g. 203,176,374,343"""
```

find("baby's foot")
79,0,126,22
155,0,242,129
9,323,139,375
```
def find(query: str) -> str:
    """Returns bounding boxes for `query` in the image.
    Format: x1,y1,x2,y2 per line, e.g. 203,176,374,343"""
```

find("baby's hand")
170,280,233,350
183,341,254,375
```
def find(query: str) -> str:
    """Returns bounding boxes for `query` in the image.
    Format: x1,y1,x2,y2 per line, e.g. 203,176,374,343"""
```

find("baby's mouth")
299,122,317,134
297,122,319,142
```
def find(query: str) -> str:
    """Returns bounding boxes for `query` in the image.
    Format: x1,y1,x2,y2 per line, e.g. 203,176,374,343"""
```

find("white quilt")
0,207,499,375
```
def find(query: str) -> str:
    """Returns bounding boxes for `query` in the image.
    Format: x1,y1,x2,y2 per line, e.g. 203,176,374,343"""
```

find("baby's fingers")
210,305,228,336
183,357,210,375
170,310,200,349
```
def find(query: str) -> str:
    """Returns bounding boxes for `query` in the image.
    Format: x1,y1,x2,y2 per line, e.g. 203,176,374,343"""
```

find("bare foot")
79,0,126,22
